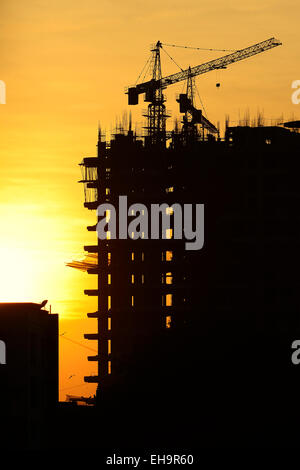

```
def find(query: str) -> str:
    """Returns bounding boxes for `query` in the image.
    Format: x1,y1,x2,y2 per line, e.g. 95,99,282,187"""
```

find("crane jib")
129,37,282,100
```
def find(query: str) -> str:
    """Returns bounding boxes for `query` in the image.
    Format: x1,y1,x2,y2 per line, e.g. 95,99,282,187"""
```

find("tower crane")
126,37,282,145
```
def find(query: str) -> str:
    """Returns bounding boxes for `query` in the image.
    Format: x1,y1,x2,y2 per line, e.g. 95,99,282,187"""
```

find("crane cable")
162,43,237,52
162,46,209,118
195,85,208,118
59,383,91,392
161,46,184,72
135,53,152,85
60,333,97,353
135,44,234,85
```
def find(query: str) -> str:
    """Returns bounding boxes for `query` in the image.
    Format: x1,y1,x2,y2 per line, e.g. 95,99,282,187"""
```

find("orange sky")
0,0,299,400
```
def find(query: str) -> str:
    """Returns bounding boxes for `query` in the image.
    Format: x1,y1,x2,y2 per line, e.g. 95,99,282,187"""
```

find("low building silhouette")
0,302,58,450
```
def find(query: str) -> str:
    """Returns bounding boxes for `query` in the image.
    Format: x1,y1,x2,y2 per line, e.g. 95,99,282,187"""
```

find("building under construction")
67,38,300,447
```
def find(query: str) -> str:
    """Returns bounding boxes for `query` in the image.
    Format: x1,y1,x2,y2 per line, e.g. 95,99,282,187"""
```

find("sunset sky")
0,0,299,399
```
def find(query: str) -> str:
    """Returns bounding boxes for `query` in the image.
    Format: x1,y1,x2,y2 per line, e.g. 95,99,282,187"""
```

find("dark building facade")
0,302,58,450
70,121,300,448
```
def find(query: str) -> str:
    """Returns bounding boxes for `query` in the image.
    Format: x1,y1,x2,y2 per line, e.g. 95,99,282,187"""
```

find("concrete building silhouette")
66,119,300,449
0,302,58,450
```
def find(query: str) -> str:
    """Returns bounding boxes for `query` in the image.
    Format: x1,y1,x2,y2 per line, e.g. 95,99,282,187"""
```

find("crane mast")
142,41,169,146
182,67,197,140
127,37,282,145
177,67,219,144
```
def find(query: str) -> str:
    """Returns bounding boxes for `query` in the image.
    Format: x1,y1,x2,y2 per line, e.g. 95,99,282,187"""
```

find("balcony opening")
162,251,173,261
166,294,173,307
166,228,173,239
162,272,173,284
